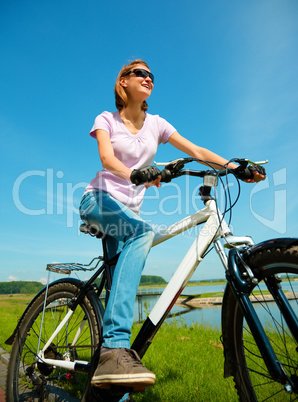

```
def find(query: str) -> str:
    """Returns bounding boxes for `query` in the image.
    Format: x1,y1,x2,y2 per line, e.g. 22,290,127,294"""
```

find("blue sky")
1,0,297,284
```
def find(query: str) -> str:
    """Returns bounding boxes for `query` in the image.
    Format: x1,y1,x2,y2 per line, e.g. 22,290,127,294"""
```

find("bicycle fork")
226,247,298,392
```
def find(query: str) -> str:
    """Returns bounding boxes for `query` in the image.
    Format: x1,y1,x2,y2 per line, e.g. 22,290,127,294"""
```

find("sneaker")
91,347,155,390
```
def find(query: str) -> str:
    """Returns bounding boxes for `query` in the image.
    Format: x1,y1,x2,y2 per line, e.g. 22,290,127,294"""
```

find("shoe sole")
91,373,155,390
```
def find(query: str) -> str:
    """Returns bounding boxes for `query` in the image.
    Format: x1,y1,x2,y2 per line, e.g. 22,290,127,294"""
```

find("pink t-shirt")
84,111,176,214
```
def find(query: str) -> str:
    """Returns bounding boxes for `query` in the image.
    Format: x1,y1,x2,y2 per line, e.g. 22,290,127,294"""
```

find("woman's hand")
130,166,162,187
235,164,266,183
144,175,162,189
244,170,266,183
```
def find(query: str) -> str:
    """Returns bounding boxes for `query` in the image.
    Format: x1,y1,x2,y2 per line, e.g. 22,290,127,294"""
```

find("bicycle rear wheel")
6,280,103,401
222,242,298,401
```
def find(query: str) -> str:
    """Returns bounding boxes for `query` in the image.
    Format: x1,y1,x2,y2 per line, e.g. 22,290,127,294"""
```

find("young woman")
79,59,265,392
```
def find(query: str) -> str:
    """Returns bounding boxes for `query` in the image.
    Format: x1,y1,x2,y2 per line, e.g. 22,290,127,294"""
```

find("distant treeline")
0,275,167,295
139,275,167,286
0,281,44,295
190,279,226,284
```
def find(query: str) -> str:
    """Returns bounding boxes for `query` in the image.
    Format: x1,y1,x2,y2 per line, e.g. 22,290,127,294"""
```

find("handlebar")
159,166,232,183
130,157,267,186
156,157,267,184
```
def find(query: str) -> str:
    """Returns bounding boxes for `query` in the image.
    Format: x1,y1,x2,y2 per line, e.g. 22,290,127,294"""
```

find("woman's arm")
96,129,162,188
168,131,237,169
95,129,132,181
168,131,265,183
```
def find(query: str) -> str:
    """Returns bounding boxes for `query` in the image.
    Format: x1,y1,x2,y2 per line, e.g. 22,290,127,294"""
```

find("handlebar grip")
234,164,266,180
235,167,254,180
131,165,162,186
160,168,172,183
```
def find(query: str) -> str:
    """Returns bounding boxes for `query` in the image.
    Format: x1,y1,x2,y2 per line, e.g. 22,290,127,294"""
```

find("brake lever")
154,157,194,171
234,158,268,167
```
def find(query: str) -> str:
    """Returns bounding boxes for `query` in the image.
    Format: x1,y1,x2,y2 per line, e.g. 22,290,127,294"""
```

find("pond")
133,282,298,329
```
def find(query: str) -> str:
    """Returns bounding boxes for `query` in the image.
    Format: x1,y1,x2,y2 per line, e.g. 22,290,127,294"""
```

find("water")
134,284,224,328
134,282,298,329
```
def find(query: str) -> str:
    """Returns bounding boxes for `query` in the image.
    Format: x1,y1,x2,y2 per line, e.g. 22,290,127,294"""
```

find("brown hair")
114,59,150,111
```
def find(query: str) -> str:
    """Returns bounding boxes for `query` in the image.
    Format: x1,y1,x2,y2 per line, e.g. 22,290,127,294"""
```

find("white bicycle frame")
149,198,254,325
37,197,254,371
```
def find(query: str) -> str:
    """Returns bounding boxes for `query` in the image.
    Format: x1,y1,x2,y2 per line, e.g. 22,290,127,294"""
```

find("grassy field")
0,294,30,351
0,294,238,401
131,321,238,401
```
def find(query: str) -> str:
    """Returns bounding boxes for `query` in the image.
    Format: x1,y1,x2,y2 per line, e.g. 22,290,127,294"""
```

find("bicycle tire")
6,279,103,401
222,242,298,401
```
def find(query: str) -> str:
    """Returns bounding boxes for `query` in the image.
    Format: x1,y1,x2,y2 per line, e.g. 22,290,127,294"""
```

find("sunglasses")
123,68,154,84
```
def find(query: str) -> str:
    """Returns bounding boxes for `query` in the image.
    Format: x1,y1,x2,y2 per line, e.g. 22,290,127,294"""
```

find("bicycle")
5,157,298,402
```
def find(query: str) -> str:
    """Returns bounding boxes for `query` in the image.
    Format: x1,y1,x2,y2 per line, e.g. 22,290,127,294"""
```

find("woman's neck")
119,105,145,126
119,106,146,134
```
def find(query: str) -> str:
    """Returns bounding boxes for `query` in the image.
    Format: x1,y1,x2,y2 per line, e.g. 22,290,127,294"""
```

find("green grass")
131,321,238,401
0,294,31,351
1,295,238,401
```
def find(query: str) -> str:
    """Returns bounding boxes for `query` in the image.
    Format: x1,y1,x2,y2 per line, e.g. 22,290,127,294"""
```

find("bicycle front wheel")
6,279,103,401
222,242,298,401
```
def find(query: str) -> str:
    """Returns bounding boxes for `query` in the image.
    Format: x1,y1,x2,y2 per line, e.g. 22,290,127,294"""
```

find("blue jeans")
79,190,155,349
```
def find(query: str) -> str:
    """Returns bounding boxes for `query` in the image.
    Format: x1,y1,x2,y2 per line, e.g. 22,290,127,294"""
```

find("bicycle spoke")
6,282,102,401
222,244,298,400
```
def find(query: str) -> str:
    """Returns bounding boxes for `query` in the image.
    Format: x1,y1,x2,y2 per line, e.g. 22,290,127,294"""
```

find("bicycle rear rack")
46,256,104,275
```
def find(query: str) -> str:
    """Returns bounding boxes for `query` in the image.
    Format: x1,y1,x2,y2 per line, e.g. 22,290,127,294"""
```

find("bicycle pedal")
131,386,147,393
93,383,110,389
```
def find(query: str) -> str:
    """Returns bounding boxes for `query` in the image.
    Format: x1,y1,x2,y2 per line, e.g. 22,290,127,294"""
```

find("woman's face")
120,64,154,102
